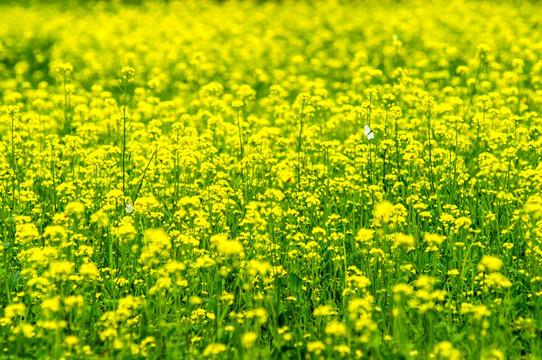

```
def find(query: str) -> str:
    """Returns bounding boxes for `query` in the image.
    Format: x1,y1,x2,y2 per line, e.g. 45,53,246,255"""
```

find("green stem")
427,106,434,192
10,113,16,214
236,109,248,204
297,101,306,191
122,80,128,197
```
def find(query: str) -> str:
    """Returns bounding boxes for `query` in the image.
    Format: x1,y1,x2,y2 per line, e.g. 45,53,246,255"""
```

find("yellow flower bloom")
241,332,258,349
325,320,348,337
210,234,243,255
478,256,503,273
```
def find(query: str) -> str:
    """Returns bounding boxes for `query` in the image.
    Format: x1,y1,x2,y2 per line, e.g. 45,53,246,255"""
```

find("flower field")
2,0,542,358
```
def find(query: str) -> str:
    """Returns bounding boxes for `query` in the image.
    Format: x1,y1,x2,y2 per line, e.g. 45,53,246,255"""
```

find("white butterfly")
364,124,374,140
125,204,135,213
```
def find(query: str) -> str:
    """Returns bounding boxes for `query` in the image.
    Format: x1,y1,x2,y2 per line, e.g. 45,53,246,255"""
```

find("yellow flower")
430,341,461,360
79,263,100,280
241,332,258,348
392,233,415,249
325,320,347,337
65,201,85,217
43,225,68,243
307,341,326,354
2,303,26,321
334,344,351,355
247,260,272,276
48,261,74,281
64,335,79,347
13,323,34,338
203,343,227,357
478,256,503,273
15,223,40,245
52,61,73,76
231,100,244,109
210,234,243,255
484,273,512,289
482,349,504,360
355,228,375,245
392,283,414,296
189,296,202,305
374,200,395,223
90,209,109,228
41,296,61,316
6,105,20,116
121,66,135,81
347,274,371,289
245,308,268,324
113,217,137,242
462,303,490,320
415,275,436,291
313,305,336,316
424,233,446,246
296,92,311,103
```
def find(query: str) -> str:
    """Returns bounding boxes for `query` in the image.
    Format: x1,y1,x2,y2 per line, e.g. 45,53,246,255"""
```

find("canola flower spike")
0,0,541,359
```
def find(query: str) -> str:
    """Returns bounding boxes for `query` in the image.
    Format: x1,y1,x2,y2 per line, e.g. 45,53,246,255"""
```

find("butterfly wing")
364,125,374,139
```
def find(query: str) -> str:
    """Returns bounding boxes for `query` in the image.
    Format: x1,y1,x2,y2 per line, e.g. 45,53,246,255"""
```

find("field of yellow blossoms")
2,0,542,358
